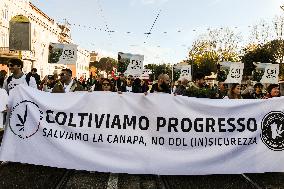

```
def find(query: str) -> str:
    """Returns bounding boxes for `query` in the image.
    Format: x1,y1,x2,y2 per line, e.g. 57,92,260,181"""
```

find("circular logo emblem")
261,111,284,151
9,100,43,139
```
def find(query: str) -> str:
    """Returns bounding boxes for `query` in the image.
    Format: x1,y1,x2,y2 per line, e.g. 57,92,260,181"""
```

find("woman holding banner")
101,78,115,92
224,83,242,99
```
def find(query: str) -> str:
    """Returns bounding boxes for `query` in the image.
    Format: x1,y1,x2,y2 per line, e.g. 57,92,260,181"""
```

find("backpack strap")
7,76,13,86
7,74,30,86
25,74,30,86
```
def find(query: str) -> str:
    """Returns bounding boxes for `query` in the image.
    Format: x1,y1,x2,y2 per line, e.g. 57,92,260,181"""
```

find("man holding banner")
3,59,37,93
150,74,171,93
52,68,84,93
185,72,216,98
115,73,127,92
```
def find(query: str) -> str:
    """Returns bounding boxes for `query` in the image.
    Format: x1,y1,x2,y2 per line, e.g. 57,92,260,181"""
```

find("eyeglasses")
59,73,66,77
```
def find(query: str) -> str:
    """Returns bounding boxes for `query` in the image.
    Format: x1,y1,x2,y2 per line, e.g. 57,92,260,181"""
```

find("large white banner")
48,43,78,64
0,89,8,128
1,85,284,175
0,89,8,112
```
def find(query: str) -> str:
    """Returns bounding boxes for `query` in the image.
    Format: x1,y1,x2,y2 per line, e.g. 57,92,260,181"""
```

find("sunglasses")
60,73,67,76
102,83,110,86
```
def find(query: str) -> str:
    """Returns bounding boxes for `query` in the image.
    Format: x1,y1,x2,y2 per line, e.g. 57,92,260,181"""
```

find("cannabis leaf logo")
10,100,43,139
271,123,284,140
16,105,28,132
261,111,284,151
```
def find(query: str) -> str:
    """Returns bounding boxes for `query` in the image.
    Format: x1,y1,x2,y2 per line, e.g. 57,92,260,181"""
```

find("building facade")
68,47,90,79
89,51,100,77
0,0,90,79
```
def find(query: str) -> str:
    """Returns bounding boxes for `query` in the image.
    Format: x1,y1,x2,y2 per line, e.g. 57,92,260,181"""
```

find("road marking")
242,174,262,189
55,170,71,189
107,173,119,189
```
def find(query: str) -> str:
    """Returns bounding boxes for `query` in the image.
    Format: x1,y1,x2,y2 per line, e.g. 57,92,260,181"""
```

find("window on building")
5,33,8,47
1,34,4,47
2,5,8,20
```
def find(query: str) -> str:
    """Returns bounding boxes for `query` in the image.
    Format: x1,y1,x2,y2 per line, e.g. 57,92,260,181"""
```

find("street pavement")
0,162,283,189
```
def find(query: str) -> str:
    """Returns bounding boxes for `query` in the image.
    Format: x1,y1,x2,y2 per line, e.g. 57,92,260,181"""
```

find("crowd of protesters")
0,58,282,128
0,58,282,96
